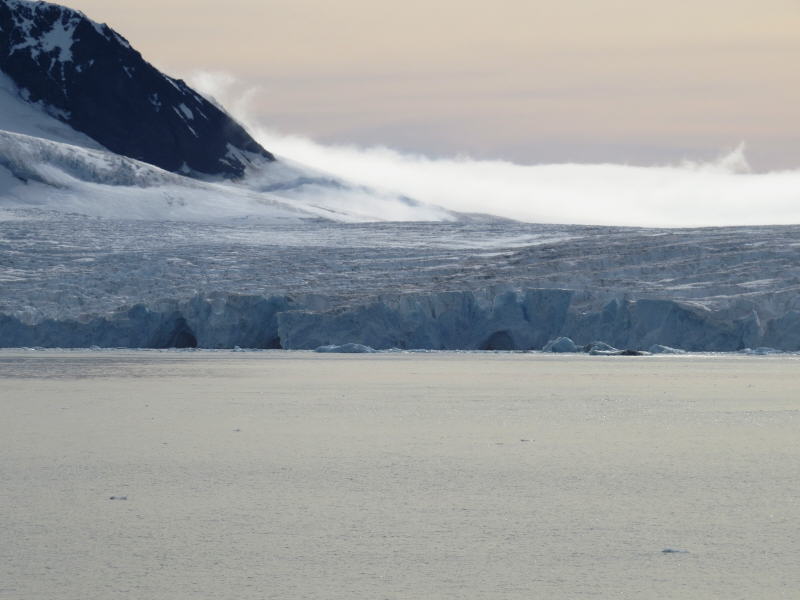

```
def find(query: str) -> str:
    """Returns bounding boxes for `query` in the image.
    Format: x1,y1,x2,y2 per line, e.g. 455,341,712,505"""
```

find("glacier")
2,213,800,351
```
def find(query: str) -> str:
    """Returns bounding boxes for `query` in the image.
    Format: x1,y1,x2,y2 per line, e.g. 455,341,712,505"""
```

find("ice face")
0,280,792,352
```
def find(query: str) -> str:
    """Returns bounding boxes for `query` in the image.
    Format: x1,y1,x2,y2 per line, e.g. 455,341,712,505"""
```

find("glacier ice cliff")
0,294,296,349
0,287,795,352
275,289,768,351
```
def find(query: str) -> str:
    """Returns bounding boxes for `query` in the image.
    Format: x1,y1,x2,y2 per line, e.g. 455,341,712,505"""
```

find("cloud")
190,71,800,228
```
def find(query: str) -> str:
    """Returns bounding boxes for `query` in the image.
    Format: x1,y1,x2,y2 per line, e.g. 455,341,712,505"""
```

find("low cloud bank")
193,72,800,228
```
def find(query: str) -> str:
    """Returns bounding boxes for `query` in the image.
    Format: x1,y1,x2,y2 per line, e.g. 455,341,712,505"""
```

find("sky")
65,0,800,171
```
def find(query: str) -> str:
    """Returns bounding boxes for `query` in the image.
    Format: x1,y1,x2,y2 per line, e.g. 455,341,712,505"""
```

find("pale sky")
66,0,800,170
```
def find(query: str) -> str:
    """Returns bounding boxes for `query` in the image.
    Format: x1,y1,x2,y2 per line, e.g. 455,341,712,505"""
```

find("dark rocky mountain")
0,0,274,178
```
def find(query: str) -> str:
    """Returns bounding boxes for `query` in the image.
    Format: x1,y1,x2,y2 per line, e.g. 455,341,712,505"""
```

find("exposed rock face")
0,0,273,177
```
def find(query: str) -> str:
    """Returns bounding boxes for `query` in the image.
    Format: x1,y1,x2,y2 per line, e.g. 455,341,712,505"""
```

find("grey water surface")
1,351,798,599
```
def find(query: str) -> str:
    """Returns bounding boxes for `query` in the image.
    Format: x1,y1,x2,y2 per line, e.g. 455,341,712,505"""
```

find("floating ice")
543,337,578,353
314,343,377,354
649,344,687,354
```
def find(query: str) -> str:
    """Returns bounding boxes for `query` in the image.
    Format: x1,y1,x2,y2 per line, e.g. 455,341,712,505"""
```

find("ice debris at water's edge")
649,344,687,355
2,287,799,352
542,337,578,353
314,343,377,354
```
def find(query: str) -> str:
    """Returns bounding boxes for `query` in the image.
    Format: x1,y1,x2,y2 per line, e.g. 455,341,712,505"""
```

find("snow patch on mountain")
4,0,80,61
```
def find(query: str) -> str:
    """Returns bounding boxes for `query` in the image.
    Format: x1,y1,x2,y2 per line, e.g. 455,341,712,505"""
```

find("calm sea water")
1,351,798,599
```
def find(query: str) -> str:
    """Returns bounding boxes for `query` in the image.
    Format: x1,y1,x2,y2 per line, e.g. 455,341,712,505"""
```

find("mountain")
0,0,458,222
0,0,273,178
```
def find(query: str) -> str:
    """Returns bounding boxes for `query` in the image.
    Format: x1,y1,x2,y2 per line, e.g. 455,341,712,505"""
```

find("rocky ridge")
0,0,273,177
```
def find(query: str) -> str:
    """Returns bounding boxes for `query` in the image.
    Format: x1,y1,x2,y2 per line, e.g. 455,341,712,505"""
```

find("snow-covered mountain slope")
0,131,309,221
0,71,101,148
0,0,272,177
0,127,458,222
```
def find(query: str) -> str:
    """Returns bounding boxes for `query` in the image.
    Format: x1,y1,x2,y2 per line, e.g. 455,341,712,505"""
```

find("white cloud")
191,71,800,228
